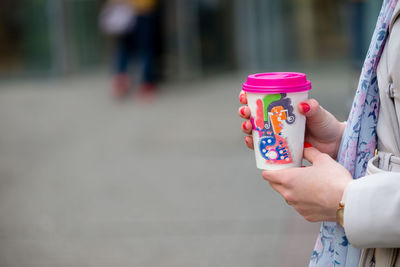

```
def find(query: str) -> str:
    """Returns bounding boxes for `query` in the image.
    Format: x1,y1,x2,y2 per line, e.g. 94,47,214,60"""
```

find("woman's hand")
238,91,346,159
238,91,254,150
300,99,346,159
262,146,352,222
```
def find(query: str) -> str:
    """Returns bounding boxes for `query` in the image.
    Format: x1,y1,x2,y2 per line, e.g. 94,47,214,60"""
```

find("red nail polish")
304,142,312,148
244,136,249,145
239,94,245,103
240,107,246,116
300,103,311,113
242,121,247,130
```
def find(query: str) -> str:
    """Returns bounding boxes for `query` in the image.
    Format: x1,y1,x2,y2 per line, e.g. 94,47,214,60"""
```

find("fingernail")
300,102,311,113
239,94,245,103
304,142,312,148
244,136,249,145
240,107,246,116
242,121,247,131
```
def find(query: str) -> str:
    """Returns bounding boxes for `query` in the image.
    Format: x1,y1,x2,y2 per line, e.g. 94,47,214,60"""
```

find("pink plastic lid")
242,72,312,93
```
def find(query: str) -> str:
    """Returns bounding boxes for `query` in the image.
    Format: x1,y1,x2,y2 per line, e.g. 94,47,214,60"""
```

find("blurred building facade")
0,0,380,79
0,0,106,77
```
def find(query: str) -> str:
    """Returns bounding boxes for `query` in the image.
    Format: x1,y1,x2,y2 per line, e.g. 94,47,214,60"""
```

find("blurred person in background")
103,0,158,99
239,0,400,266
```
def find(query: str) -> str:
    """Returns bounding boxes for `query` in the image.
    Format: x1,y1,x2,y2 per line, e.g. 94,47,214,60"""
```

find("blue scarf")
309,0,399,266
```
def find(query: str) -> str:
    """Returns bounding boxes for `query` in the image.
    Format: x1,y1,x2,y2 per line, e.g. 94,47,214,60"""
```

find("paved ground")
0,65,357,267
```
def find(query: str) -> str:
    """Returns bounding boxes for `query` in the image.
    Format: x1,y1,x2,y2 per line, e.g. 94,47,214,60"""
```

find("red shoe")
136,83,156,102
111,74,130,98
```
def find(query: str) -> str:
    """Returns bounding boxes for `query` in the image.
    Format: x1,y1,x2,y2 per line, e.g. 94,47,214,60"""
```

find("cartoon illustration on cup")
252,93,296,164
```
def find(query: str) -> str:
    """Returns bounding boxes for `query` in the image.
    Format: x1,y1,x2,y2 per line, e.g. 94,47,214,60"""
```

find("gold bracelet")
336,201,345,227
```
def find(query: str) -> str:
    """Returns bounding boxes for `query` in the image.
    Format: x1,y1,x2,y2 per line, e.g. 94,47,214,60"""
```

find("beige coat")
342,1,400,266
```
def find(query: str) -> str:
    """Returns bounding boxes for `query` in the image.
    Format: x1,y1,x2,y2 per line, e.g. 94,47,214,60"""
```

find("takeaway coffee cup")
242,72,311,170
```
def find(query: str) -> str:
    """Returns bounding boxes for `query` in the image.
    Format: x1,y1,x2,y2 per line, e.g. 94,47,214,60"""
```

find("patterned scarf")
309,0,398,266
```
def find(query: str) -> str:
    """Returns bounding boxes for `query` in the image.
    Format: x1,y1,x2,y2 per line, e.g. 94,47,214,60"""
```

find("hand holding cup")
239,93,346,160
241,73,311,170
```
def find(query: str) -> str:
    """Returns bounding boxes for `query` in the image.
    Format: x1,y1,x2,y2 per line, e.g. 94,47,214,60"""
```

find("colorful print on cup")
253,93,295,164
243,72,311,169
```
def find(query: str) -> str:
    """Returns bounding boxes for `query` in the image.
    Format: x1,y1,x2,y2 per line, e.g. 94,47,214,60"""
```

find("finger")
241,121,252,134
238,106,251,119
303,146,325,164
298,99,333,129
239,91,248,105
298,99,321,117
262,169,291,185
244,136,254,150
268,181,286,195
267,181,297,205
262,167,304,186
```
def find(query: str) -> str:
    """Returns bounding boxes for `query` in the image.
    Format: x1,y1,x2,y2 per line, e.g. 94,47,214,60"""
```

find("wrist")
336,179,352,227
336,202,345,227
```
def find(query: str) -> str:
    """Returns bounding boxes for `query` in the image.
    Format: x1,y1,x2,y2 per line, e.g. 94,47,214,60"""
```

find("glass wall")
0,0,107,77
0,0,381,79
164,0,381,78
233,0,380,71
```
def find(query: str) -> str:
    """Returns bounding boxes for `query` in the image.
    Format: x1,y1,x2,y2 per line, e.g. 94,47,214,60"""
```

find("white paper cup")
242,73,312,170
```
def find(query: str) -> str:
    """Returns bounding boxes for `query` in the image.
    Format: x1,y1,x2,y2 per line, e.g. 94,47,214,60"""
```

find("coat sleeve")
343,174,400,248
343,9,400,249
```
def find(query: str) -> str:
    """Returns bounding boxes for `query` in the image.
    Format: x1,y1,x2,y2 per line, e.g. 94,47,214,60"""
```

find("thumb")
299,99,340,133
303,146,325,164
298,99,327,121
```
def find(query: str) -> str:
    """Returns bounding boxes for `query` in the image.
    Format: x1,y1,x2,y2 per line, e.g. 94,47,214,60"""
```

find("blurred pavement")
0,65,357,267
